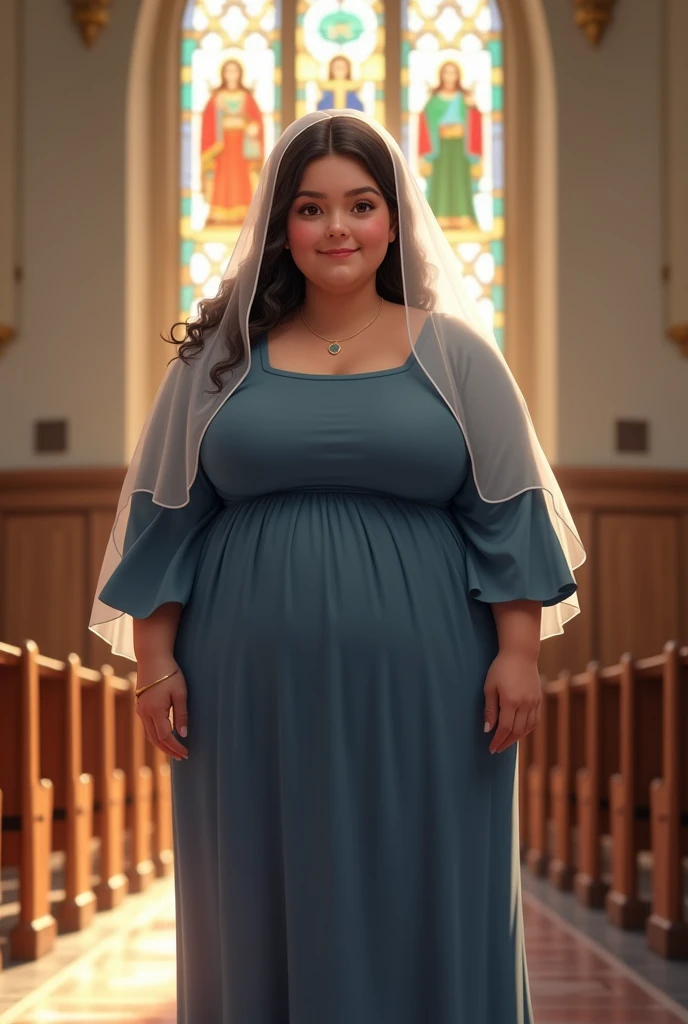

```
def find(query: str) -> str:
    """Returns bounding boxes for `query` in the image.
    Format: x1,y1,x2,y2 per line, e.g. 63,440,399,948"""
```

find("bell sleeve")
450,466,578,607
97,463,223,620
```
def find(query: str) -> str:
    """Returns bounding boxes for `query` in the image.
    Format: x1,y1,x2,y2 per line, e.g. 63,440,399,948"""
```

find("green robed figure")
418,60,483,229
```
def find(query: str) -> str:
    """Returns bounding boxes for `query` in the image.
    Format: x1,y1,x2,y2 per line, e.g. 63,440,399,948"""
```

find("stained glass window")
295,0,385,122
180,0,281,321
401,0,505,349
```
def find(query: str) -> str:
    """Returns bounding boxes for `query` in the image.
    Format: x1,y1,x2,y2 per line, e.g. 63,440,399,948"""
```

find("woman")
201,59,263,227
418,60,482,228
92,110,584,1023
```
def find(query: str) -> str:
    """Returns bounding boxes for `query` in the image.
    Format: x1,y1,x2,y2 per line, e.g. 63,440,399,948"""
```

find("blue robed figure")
317,55,364,111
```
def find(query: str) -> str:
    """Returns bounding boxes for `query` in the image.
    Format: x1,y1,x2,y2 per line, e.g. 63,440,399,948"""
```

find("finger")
494,706,529,753
152,711,189,759
483,687,499,733
140,714,176,759
489,705,516,753
512,706,530,740
139,716,160,753
172,689,189,739
523,706,538,737
138,700,187,760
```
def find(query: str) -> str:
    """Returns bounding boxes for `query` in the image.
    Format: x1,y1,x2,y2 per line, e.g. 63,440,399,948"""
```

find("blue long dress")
99,324,576,1024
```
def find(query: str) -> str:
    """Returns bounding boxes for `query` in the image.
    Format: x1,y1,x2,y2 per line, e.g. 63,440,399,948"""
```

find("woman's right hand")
135,660,189,761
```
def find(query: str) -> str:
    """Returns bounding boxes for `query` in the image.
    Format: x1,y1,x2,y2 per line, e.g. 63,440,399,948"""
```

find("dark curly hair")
166,116,436,394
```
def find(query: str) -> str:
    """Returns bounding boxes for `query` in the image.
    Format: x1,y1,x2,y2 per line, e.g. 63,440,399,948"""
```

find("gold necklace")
299,298,385,355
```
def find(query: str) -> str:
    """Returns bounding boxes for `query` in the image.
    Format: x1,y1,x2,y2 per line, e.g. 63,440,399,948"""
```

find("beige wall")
545,0,688,467
0,0,140,468
664,0,688,342
0,0,19,351
0,0,685,470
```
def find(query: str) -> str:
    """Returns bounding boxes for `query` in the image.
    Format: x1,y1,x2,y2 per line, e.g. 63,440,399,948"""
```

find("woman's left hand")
483,652,541,754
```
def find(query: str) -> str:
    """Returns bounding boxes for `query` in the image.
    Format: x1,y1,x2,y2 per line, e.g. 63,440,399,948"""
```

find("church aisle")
2,884,177,1024
2,881,687,1023
523,893,688,1024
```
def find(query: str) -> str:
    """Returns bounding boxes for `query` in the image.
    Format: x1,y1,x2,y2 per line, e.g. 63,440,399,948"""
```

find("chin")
308,263,382,291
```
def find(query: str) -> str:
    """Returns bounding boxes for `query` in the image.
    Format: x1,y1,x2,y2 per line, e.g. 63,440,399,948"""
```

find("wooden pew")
38,652,97,933
145,732,174,878
0,639,171,965
528,644,687,958
0,641,57,961
605,652,662,929
115,676,155,893
574,662,614,908
529,652,660,929
547,670,586,891
81,664,129,911
646,642,688,958
524,676,555,876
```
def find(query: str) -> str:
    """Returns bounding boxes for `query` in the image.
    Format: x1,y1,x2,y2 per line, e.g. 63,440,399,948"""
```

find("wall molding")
663,0,688,359
554,465,688,507
0,0,19,359
0,466,125,507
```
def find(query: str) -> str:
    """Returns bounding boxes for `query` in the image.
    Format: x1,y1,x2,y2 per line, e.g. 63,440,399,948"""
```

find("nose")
325,215,350,238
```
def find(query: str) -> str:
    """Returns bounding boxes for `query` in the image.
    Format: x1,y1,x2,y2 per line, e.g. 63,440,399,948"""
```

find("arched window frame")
127,0,558,458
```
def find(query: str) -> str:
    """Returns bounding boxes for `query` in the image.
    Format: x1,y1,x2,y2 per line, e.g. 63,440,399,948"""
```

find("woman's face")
223,62,241,89
285,154,396,296
331,57,349,81
440,63,459,89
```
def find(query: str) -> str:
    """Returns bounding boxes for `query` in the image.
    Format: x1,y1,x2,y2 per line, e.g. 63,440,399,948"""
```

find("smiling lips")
318,248,359,257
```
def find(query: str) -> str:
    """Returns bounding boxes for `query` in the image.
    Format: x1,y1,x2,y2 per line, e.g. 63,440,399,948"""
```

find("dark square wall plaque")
35,419,68,453
615,419,648,454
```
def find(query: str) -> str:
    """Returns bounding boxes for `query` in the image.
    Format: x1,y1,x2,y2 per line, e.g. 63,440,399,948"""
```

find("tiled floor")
0,881,177,1024
522,871,688,1014
522,892,688,1024
2,879,688,1024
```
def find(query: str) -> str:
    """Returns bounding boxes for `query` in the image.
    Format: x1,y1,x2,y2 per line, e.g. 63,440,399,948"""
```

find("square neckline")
258,314,432,380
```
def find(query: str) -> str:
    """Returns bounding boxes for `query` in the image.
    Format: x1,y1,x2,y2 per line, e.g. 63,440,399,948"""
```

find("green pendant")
328,342,342,355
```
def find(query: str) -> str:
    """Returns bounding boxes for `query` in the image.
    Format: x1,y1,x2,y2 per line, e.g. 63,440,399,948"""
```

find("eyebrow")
293,186,383,200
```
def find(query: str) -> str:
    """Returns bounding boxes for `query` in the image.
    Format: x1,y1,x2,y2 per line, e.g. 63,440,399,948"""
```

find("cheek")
356,213,391,250
286,218,321,255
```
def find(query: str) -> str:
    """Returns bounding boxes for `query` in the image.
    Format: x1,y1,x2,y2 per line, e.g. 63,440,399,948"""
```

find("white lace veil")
90,108,585,661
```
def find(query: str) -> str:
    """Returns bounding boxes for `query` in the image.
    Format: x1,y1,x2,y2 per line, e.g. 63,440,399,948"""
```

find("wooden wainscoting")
0,468,127,674
538,467,688,679
0,466,687,677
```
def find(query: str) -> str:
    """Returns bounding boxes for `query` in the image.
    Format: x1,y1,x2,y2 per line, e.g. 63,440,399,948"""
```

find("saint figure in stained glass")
296,0,385,120
418,61,483,229
317,55,364,111
201,59,264,227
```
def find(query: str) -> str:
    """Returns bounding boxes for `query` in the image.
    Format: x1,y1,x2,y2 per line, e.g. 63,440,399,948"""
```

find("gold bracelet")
135,668,179,699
